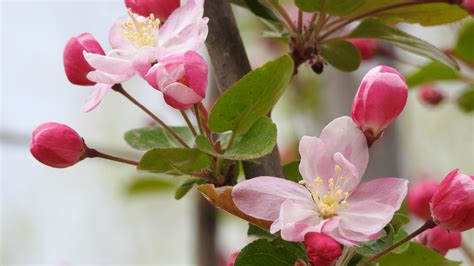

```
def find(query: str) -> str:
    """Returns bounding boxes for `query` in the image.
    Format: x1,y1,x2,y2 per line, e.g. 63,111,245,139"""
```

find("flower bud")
125,0,180,21
463,0,474,16
419,85,444,106
417,226,461,256
304,232,342,266
63,33,105,86
407,180,439,220
30,123,86,168
351,65,408,145
145,51,208,110
348,39,378,60
431,169,474,232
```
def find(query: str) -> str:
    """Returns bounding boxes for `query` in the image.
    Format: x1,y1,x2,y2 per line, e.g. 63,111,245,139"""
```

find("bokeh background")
1,0,473,265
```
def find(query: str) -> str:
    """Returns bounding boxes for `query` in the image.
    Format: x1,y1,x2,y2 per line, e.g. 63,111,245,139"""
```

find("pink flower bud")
419,85,444,106
304,232,342,266
226,251,239,266
348,39,378,60
352,65,408,144
145,51,208,110
63,33,105,86
463,0,474,16
407,180,439,220
30,123,86,168
417,226,461,256
125,0,180,21
431,169,474,232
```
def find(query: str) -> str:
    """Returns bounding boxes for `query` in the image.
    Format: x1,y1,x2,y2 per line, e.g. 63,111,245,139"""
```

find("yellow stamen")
122,9,160,48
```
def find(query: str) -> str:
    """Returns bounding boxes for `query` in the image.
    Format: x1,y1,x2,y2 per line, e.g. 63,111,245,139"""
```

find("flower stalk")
85,146,138,166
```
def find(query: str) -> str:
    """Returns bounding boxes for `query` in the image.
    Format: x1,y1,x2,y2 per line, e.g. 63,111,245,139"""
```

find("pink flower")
431,169,474,232
232,116,408,245
407,180,439,220
226,251,239,266
351,65,408,144
125,0,180,21
30,123,85,168
63,33,105,86
464,0,474,15
82,0,208,112
417,226,461,256
347,39,378,60
145,51,208,110
304,232,342,266
419,85,444,106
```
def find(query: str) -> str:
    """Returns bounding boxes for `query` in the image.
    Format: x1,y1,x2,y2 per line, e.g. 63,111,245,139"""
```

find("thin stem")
274,3,298,32
319,0,449,41
86,147,138,166
362,219,436,266
112,84,190,148
461,242,474,262
193,104,205,136
180,110,198,137
297,10,303,32
226,131,237,151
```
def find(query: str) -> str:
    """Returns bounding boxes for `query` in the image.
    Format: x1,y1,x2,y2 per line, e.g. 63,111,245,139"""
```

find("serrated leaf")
196,117,277,160
350,1,467,25
347,19,459,70
406,62,460,87
138,148,211,176
208,55,294,134
457,87,474,113
175,178,205,200
124,126,193,150
455,21,474,66
126,178,175,195
377,242,461,266
197,184,272,230
283,161,302,182
234,238,307,266
320,40,361,72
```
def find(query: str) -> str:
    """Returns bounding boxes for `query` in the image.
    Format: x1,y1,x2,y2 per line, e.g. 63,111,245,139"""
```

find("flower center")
300,165,350,219
177,76,191,87
122,10,160,48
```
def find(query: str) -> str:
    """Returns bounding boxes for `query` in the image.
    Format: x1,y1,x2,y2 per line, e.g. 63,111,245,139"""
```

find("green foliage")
320,40,361,72
282,161,303,182
377,242,461,266
175,178,205,200
208,55,294,134
350,1,467,25
138,148,211,176
294,0,366,16
124,127,193,150
126,177,175,195
244,0,280,23
457,87,474,113
235,237,308,266
247,223,275,239
455,21,474,65
347,19,459,70
196,117,277,160
406,62,460,88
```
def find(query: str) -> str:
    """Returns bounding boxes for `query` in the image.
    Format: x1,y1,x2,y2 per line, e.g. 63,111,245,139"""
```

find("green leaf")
124,127,193,150
208,55,294,134
389,213,410,234
347,19,459,70
138,148,212,176
457,87,474,113
391,230,410,254
455,21,474,65
244,0,280,22
294,0,366,16
350,1,467,25
406,62,460,87
283,161,302,182
126,177,175,195
320,40,361,72
247,223,275,239
175,178,205,200
235,238,307,266
377,242,461,266
197,117,277,160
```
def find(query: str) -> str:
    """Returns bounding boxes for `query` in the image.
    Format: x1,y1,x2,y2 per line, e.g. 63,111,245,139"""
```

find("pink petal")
320,217,358,246
158,0,204,45
320,116,369,178
162,82,203,110
274,200,321,242
83,83,113,112
160,20,208,54
232,176,314,221
333,152,360,193
83,52,135,76
184,50,208,98
86,70,131,84
108,16,137,51
338,178,408,237
298,136,333,184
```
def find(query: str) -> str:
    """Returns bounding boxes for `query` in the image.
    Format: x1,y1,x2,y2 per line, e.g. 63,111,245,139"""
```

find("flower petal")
298,136,333,184
108,16,137,51
83,52,135,76
162,82,203,110
184,50,208,98
158,0,204,45
232,176,314,221
83,83,113,112
273,200,321,242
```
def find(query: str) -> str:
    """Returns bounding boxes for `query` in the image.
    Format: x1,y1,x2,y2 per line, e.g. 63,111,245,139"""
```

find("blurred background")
1,0,473,265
